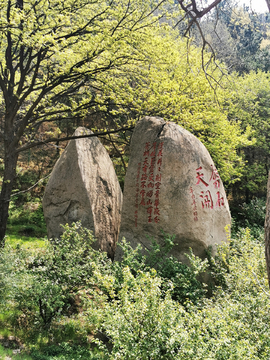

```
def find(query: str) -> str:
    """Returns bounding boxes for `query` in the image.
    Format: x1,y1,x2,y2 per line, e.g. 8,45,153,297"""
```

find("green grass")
0,344,33,359
0,343,104,360
6,223,47,239
5,199,47,248
7,200,47,239
5,234,47,249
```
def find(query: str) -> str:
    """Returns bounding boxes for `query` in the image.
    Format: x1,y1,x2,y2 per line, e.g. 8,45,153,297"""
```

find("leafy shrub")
88,228,270,359
88,267,185,360
112,234,208,305
0,223,112,337
240,197,266,227
2,223,270,359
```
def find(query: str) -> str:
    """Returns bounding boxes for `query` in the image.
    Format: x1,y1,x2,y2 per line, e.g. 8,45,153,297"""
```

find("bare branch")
177,0,222,19
11,174,50,197
16,125,134,153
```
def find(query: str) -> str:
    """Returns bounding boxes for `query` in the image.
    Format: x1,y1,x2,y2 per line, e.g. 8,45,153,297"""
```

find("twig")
16,125,135,153
10,174,50,197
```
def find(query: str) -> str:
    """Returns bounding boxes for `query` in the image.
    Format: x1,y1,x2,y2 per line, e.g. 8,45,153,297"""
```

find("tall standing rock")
116,117,231,263
43,127,122,259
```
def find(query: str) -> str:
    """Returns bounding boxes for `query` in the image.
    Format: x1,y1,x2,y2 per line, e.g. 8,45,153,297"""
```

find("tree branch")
11,174,50,197
16,125,134,153
177,0,222,19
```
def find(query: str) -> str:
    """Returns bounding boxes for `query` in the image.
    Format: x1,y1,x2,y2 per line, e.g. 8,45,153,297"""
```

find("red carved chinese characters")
144,142,151,156
152,142,163,223
194,164,225,212
196,166,209,187
199,190,214,209
190,186,198,221
216,191,224,207
135,141,164,225
210,164,221,189
134,162,141,227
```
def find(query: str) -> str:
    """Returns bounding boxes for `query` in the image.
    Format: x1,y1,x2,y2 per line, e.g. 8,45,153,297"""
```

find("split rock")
115,117,231,262
43,127,122,259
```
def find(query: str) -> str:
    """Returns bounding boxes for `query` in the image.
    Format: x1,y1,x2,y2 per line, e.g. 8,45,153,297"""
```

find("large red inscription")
190,164,225,221
134,141,164,226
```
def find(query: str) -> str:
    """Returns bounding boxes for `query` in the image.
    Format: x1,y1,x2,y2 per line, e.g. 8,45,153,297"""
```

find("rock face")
43,127,122,259
115,117,231,263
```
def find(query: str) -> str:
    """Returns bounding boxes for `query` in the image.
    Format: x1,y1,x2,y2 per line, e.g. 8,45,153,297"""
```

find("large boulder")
115,117,231,262
43,127,122,259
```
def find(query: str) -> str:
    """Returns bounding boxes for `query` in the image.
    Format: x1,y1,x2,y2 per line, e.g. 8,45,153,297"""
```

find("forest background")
1,0,270,358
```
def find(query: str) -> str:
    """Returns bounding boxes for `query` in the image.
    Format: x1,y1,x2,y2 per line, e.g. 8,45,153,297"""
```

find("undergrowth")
7,199,47,238
0,221,269,359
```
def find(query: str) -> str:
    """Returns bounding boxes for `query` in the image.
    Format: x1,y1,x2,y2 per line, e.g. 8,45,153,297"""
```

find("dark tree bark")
265,0,270,12
0,143,18,247
177,0,270,18
16,0,23,9
177,0,222,19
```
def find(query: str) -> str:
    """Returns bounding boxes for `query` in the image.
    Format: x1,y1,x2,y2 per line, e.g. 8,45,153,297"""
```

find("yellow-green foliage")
98,26,252,183
0,0,251,184
87,227,270,359
226,71,270,194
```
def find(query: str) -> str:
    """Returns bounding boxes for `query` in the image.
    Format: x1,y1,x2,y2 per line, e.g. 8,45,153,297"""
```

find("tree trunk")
265,0,270,13
0,146,18,247
265,171,270,288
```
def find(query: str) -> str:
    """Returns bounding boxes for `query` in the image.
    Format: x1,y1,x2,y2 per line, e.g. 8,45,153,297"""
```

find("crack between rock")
157,123,166,138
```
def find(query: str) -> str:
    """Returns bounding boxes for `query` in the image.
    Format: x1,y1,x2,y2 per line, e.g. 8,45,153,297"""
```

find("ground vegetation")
0,221,269,359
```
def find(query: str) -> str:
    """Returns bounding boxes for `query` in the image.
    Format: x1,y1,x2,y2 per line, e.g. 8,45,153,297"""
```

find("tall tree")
177,0,270,57
0,0,167,246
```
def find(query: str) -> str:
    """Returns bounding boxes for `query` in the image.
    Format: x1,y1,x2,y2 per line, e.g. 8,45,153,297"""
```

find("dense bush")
240,198,266,227
88,267,185,360
112,235,208,305
0,223,111,338
89,227,270,359
1,222,270,359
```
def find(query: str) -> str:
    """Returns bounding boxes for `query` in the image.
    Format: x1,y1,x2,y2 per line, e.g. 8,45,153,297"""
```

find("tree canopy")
200,5,270,73
0,0,169,244
0,0,254,246
226,71,270,201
